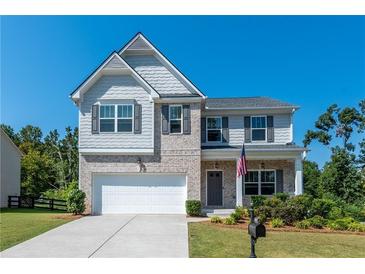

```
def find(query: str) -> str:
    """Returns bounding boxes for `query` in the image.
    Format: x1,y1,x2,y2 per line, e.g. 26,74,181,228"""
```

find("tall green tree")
303,160,321,197
320,147,364,203
0,124,20,145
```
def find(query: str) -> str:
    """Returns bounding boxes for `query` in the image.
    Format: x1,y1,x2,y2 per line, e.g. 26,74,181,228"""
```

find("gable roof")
70,52,160,103
0,129,23,156
205,96,299,110
119,32,206,99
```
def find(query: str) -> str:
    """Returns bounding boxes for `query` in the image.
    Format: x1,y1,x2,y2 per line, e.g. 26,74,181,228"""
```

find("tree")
18,125,43,154
320,147,364,203
303,100,365,152
0,124,20,145
303,160,321,197
21,148,58,196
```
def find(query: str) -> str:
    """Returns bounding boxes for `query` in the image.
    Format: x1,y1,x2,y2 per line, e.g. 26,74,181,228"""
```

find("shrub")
66,189,86,215
309,198,336,218
271,218,284,228
230,212,242,222
288,194,312,217
210,216,222,223
255,205,272,220
342,204,365,222
328,206,344,220
327,217,356,231
223,216,237,225
307,215,327,229
347,222,365,232
251,195,267,208
294,220,311,229
235,206,249,219
185,200,201,216
256,213,268,224
263,197,284,208
42,181,78,200
271,203,306,225
274,192,290,202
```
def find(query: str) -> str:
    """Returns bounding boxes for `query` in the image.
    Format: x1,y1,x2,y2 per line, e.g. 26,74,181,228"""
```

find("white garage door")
93,174,187,214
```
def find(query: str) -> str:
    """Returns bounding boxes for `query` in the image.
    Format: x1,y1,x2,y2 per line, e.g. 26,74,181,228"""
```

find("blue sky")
1,16,364,167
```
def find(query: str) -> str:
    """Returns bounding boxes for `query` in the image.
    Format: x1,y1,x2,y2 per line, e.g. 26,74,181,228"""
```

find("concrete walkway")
0,214,188,258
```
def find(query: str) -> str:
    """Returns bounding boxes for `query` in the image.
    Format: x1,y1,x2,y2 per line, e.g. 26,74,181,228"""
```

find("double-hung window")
169,105,182,133
100,104,133,133
251,116,267,141
244,170,276,195
206,117,222,142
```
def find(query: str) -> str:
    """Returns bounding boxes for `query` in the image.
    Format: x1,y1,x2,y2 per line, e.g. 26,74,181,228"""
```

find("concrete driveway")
0,214,188,258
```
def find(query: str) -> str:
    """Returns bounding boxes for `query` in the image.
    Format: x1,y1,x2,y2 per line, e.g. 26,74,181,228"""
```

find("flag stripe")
237,142,248,177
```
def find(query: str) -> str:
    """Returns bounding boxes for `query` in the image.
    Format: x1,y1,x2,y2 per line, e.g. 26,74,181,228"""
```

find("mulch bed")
53,214,83,221
204,218,365,236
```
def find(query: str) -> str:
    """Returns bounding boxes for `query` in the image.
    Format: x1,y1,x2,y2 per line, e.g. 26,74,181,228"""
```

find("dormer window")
251,116,267,141
100,104,134,133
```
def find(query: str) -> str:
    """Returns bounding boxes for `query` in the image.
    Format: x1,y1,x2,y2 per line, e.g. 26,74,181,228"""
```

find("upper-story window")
169,105,182,133
100,104,133,133
251,116,267,141
207,117,222,142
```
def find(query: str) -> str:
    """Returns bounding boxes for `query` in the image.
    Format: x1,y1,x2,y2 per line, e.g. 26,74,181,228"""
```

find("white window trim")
206,116,223,143
99,104,134,133
243,169,276,196
251,115,267,142
169,104,183,134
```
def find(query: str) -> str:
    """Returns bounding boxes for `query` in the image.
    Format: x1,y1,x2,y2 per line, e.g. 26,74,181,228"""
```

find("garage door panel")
93,174,187,214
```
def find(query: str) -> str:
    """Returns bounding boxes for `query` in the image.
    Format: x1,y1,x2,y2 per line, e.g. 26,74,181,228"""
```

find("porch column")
294,156,303,195
236,158,243,206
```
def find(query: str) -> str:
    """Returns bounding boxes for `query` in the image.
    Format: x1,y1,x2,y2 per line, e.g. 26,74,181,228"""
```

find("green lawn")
0,208,79,251
189,222,365,258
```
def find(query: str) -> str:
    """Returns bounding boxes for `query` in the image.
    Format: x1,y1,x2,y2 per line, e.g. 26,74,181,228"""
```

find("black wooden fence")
8,196,67,211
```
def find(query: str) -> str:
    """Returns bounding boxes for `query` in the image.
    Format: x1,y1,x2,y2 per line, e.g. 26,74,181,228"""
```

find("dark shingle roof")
205,97,299,109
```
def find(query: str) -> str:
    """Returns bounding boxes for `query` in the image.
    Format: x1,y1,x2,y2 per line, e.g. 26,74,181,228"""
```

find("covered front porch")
200,145,307,209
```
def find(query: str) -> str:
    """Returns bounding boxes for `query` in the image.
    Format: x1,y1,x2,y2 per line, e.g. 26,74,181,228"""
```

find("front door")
207,171,223,206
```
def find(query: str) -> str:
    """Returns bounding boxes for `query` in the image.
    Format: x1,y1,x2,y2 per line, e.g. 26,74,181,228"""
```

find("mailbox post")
248,203,266,258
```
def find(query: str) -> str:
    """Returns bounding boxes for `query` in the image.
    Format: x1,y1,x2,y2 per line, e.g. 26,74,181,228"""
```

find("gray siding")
202,114,292,146
79,75,153,149
104,56,127,69
124,55,193,95
1,131,21,207
127,37,151,50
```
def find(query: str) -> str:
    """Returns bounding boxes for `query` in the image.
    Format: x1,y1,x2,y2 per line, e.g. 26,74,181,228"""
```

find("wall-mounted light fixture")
214,162,219,169
260,162,265,169
137,157,146,173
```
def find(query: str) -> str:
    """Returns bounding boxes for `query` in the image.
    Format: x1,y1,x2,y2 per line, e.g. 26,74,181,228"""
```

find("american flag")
237,142,248,177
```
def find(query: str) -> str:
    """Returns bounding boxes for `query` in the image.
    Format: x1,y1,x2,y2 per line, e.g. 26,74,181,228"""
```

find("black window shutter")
92,104,99,134
244,116,251,143
134,104,142,134
161,104,169,135
201,117,206,143
222,117,229,143
267,115,274,142
276,169,284,193
183,105,191,134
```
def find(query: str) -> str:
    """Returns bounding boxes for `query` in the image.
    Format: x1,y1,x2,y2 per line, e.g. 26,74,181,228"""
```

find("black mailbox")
248,222,266,239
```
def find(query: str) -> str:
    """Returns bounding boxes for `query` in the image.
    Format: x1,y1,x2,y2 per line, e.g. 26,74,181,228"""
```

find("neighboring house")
70,33,307,215
0,129,22,208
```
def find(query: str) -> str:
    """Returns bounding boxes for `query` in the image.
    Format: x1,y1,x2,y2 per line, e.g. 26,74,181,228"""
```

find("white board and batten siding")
203,114,292,146
92,174,187,214
79,75,153,150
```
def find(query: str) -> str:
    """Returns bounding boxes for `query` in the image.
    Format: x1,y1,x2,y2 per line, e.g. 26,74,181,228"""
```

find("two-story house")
70,33,307,215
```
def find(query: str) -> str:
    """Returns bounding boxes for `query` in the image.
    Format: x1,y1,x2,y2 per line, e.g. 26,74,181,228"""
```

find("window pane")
245,171,258,183
170,120,181,133
100,119,115,132
252,129,266,141
261,171,275,182
207,130,221,142
261,183,275,195
118,105,133,118
117,119,132,132
207,118,221,129
245,184,259,195
252,116,266,128
170,106,181,119
100,105,115,118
